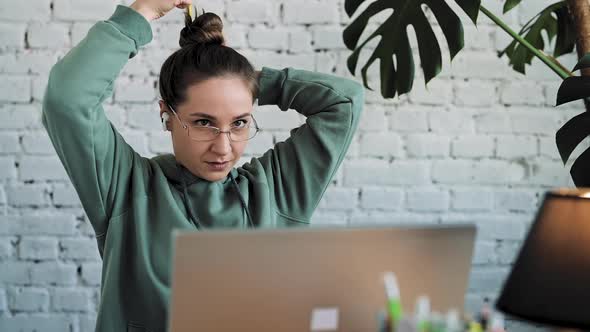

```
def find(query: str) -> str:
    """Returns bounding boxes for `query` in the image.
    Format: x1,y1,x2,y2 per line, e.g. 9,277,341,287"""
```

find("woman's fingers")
174,0,192,9
130,0,194,21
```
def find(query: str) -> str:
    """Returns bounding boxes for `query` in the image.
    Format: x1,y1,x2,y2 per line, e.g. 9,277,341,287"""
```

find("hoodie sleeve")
248,67,364,223
42,5,152,238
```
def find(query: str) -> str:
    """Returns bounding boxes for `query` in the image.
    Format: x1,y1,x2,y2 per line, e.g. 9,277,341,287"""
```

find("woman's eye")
233,119,248,128
194,119,211,126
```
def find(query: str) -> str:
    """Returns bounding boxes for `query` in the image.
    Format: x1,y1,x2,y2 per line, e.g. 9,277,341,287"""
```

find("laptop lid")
168,224,476,332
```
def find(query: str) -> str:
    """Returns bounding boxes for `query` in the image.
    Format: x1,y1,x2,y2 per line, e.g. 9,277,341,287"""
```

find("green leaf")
573,53,590,71
556,111,590,164
499,1,574,75
342,0,481,98
503,0,522,13
344,0,365,17
555,110,590,186
454,0,480,24
570,149,590,187
555,80,590,187
556,76,590,106
554,5,576,57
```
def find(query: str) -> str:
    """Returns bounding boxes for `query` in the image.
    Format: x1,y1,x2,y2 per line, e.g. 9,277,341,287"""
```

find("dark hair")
159,11,258,110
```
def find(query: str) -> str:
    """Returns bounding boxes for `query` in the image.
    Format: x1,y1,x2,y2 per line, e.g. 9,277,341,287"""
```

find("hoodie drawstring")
229,172,254,228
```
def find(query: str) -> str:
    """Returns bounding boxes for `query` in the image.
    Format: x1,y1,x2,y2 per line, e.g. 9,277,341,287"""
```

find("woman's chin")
197,168,231,182
204,173,228,182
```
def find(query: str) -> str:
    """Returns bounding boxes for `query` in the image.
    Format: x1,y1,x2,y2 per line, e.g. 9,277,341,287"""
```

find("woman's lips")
206,161,230,171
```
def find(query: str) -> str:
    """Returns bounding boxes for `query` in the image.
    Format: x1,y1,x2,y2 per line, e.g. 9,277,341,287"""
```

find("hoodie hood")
150,153,252,229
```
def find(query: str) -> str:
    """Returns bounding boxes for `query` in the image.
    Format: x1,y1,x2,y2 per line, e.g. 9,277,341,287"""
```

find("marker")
383,272,403,331
377,310,391,332
415,295,431,332
478,300,491,331
429,312,444,332
488,312,505,332
469,321,483,332
396,317,416,332
445,309,461,332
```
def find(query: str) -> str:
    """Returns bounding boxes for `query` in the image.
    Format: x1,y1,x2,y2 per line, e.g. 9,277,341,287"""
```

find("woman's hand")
130,0,192,22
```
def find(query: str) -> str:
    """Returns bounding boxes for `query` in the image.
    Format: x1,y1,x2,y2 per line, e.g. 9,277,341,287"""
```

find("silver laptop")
168,224,476,332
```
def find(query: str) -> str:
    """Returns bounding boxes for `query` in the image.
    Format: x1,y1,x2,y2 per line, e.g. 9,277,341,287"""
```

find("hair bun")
179,11,225,48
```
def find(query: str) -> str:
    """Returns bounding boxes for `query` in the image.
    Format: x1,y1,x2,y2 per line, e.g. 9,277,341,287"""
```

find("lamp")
496,188,590,330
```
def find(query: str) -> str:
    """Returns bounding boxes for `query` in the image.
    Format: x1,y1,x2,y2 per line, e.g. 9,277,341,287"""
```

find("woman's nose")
210,131,232,155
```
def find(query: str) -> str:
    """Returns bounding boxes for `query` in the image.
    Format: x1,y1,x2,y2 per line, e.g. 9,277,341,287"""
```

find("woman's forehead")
181,77,253,119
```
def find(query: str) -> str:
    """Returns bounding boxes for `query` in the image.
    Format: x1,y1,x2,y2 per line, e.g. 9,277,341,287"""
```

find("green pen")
377,309,391,332
430,312,445,332
383,272,403,331
415,295,431,332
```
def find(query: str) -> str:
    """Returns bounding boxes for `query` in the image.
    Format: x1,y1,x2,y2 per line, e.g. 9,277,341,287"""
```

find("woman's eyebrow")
188,112,215,119
232,113,252,120
188,112,251,120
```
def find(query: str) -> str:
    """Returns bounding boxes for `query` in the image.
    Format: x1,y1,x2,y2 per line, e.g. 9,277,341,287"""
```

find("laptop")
168,224,476,332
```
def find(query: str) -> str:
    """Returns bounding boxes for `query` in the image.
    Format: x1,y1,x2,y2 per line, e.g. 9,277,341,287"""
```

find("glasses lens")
187,116,259,142
230,125,258,141
189,126,218,141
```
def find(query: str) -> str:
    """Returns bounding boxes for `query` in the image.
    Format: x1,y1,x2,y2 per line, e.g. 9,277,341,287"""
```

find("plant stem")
479,5,572,79
566,0,590,111
567,0,590,75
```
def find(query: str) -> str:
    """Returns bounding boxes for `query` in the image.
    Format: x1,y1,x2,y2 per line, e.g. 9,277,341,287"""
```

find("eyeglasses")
166,103,260,142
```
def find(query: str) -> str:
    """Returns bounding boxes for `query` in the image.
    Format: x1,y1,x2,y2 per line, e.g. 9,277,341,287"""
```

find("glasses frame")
165,102,260,142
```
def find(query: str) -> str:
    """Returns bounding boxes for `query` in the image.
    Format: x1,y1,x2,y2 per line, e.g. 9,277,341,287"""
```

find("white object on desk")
310,307,339,331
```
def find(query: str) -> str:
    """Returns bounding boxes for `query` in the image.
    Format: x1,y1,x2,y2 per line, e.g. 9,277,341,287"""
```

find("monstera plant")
342,0,590,186
556,54,590,185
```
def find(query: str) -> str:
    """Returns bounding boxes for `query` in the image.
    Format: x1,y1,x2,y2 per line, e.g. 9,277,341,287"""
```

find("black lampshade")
496,188,590,330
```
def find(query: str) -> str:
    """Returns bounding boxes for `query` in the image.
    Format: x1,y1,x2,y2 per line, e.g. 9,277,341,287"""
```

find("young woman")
42,0,364,330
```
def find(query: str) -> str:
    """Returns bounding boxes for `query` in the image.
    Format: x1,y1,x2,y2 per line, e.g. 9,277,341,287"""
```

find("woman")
42,0,364,330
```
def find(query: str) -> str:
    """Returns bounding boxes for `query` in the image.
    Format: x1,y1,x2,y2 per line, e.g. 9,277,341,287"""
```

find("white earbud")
161,112,170,131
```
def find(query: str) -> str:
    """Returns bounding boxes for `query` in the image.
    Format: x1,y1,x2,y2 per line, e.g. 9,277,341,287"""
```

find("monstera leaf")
556,53,590,187
503,0,523,13
342,0,481,98
499,1,575,75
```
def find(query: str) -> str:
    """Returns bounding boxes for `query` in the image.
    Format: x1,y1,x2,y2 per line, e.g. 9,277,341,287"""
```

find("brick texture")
0,0,576,330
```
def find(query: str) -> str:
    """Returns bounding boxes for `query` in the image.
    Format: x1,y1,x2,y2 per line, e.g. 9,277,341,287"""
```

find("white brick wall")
0,0,575,331
28,23,71,49
0,0,52,21
19,237,59,260
9,287,50,312
227,1,278,24
451,135,495,158
452,189,494,211
282,1,340,25
53,0,119,21
0,77,30,102
51,288,93,312
0,24,27,50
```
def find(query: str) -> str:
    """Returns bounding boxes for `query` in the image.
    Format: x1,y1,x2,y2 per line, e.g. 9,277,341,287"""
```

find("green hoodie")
43,5,364,332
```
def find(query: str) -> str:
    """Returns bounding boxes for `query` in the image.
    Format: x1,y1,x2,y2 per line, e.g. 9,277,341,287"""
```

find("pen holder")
375,309,504,332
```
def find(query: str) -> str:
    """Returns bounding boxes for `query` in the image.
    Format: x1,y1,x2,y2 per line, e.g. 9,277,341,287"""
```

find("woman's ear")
158,100,171,131
158,100,166,113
